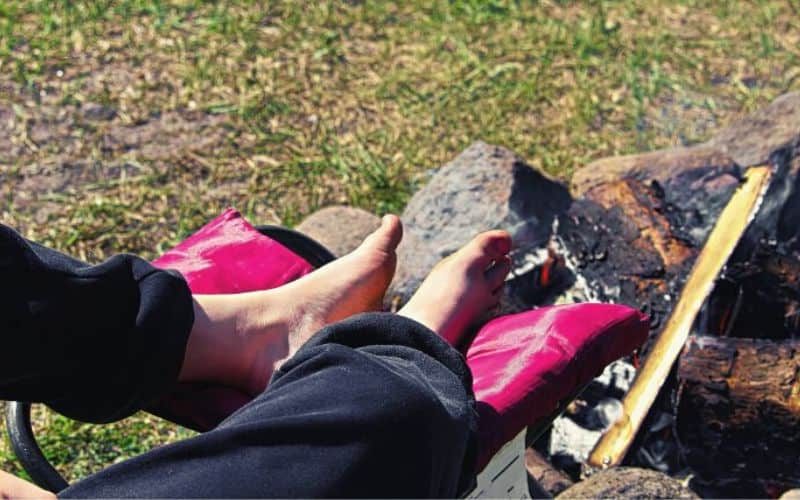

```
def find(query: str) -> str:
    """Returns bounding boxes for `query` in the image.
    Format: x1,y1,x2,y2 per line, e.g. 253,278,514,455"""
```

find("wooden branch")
525,448,573,497
587,165,774,469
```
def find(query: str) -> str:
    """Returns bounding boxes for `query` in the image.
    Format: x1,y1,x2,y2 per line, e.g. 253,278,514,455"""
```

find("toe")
485,255,512,290
463,230,512,269
363,214,403,252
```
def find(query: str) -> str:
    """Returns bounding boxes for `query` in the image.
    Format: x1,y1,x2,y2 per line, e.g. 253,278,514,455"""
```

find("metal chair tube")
5,402,69,492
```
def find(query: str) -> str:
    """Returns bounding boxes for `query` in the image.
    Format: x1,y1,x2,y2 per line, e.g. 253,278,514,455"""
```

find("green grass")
0,403,196,483
1,0,799,486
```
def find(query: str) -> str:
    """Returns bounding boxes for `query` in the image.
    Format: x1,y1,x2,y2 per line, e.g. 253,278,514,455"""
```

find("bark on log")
525,448,573,498
676,335,800,485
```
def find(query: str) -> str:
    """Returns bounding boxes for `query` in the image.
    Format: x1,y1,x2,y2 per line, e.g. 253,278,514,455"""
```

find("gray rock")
296,206,381,257
556,467,698,499
709,91,800,167
388,141,572,307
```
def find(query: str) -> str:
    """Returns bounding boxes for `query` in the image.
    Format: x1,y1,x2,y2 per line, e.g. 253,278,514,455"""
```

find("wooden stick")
587,165,773,469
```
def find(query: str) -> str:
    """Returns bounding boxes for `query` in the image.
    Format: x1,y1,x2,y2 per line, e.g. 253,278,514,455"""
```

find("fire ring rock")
388,141,572,309
555,467,698,499
295,206,382,258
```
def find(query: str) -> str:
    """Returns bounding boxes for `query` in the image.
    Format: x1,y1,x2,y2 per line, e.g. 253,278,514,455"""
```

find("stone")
295,206,381,257
555,468,698,499
388,141,572,307
709,91,800,167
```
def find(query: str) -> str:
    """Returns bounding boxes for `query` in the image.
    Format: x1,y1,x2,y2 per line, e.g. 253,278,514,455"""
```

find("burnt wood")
525,448,573,498
676,335,800,487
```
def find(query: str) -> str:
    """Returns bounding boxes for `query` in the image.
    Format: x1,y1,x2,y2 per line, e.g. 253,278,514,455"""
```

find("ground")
1,0,799,486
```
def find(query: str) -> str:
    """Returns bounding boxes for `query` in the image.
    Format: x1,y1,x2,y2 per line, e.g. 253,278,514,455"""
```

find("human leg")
61,313,477,498
0,215,401,422
0,217,401,498
59,231,513,498
0,224,195,423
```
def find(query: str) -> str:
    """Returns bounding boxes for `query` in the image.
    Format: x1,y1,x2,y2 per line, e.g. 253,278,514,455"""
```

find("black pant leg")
0,224,194,423
61,313,479,498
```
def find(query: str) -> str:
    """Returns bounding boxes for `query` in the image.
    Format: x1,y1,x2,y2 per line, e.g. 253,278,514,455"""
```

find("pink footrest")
467,304,648,470
153,208,315,293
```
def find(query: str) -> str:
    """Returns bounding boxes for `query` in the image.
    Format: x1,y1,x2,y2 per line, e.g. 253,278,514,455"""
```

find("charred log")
557,148,746,335
676,335,800,488
525,448,573,498
702,245,800,340
558,180,698,335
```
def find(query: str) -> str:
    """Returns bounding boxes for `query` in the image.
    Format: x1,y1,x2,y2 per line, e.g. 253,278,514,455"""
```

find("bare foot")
182,215,403,395
398,230,512,346
255,214,402,367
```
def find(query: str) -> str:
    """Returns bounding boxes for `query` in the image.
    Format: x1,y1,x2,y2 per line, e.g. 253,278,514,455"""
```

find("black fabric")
0,224,193,423
0,224,478,497
62,314,478,498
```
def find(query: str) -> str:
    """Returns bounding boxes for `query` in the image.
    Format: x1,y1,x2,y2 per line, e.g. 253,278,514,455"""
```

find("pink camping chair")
5,209,647,497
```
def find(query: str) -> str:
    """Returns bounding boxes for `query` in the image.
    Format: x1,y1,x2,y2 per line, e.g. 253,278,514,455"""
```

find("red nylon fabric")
467,303,648,470
152,207,315,294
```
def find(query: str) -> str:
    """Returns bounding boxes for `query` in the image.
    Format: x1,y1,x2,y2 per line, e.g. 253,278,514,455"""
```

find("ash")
547,360,634,468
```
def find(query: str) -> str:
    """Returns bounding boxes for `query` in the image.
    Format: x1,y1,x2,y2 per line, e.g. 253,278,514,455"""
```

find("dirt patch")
0,67,244,246
100,111,229,161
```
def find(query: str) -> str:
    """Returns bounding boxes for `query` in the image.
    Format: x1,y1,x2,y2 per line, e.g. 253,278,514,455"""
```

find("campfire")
359,91,800,498
299,92,799,497
520,94,800,498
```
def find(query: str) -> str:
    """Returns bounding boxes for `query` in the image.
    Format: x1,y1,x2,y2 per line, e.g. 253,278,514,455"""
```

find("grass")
1,0,799,486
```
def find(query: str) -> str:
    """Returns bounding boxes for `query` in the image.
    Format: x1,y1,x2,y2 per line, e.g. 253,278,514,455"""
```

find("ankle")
398,303,440,336
181,292,287,389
